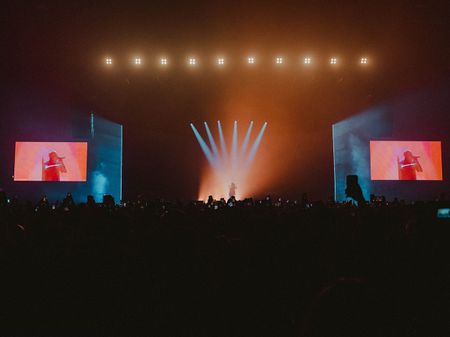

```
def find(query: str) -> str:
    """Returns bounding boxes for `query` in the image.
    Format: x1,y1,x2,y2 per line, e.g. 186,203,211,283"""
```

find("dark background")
1,0,449,200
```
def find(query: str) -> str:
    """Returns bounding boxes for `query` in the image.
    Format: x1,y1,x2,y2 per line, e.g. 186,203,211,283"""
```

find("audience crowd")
0,189,449,337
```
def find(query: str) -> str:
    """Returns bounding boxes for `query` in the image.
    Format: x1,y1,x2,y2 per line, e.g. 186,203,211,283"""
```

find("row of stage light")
103,56,370,67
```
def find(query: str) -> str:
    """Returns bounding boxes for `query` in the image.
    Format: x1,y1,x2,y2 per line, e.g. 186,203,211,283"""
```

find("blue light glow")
246,122,267,166
231,120,238,171
191,120,268,199
217,120,228,161
190,123,217,168
204,122,219,161
240,121,254,158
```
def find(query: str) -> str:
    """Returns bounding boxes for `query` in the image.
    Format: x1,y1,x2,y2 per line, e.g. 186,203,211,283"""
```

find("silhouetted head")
403,150,415,161
207,195,214,204
49,151,58,161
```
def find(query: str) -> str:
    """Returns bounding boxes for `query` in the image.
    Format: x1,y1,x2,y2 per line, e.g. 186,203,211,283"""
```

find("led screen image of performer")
42,151,67,181
398,150,423,180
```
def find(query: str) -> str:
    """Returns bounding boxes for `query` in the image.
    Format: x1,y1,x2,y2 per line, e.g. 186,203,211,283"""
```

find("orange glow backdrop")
370,141,443,180
197,112,291,201
14,142,88,182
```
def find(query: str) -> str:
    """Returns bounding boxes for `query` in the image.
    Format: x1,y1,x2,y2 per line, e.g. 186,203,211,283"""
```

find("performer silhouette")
398,150,422,180
229,182,237,198
42,151,67,181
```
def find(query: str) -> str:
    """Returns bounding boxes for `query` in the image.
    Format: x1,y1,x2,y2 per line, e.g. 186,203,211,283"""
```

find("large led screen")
14,142,88,182
370,141,443,181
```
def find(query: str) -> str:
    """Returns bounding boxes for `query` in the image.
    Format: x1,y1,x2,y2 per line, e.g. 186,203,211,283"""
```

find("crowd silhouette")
0,189,449,337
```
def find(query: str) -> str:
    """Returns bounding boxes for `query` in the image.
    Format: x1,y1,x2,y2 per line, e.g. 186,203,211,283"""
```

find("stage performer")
398,150,422,180
229,182,237,198
42,151,67,181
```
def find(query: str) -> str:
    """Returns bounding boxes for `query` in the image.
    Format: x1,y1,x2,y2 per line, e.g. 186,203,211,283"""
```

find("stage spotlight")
330,57,337,65
193,120,268,200
360,57,368,64
188,58,197,66
134,57,141,65
276,57,283,64
247,56,255,64
160,58,168,65
217,57,225,65
304,57,311,64
105,57,112,65
246,122,268,166
190,123,217,168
